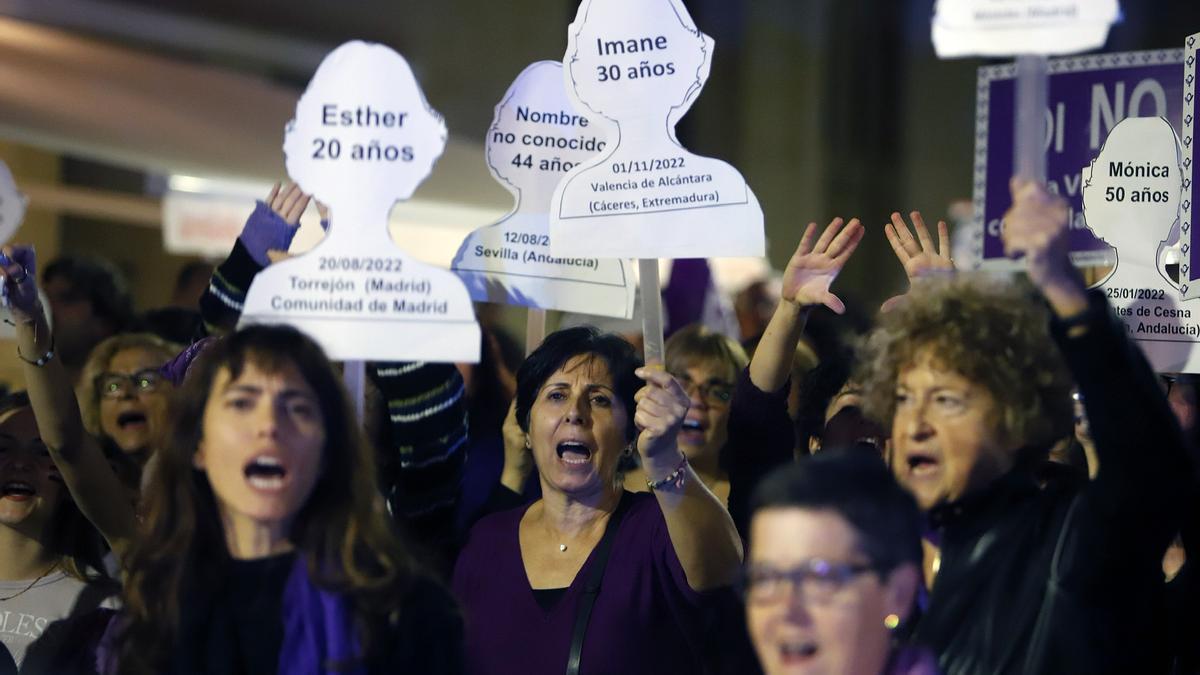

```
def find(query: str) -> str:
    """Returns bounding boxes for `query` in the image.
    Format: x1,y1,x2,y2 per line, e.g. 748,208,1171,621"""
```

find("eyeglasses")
674,375,734,407
741,559,878,605
96,369,165,399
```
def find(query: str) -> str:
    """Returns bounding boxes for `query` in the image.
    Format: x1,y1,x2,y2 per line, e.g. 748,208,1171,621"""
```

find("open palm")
782,217,865,314
881,211,953,312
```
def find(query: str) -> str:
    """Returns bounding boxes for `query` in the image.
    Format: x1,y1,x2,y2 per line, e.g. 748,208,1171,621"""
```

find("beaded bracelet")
17,337,54,367
646,455,689,491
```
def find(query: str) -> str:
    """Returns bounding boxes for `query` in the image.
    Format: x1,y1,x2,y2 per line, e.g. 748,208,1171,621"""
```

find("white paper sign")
0,160,26,246
549,0,764,259
932,0,1120,58
1081,116,1198,371
450,62,635,318
239,41,480,363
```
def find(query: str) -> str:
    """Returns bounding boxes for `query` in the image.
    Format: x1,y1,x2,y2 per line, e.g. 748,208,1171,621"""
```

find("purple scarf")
97,556,365,674
279,555,366,674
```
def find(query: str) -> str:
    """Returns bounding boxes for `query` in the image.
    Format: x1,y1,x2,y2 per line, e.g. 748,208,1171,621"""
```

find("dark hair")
41,256,134,331
750,452,923,576
795,350,856,451
515,326,642,442
117,325,418,674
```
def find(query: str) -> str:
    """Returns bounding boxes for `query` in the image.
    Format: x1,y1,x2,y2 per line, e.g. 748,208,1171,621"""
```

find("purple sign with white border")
974,49,1184,268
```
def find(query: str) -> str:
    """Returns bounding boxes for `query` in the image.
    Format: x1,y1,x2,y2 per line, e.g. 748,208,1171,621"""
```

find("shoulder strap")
566,494,629,675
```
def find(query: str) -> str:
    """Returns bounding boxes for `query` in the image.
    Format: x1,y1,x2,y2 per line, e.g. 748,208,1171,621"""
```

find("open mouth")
243,456,288,490
906,453,939,477
116,411,148,429
1,480,35,500
779,641,818,664
556,441,592,465
679,418,706,444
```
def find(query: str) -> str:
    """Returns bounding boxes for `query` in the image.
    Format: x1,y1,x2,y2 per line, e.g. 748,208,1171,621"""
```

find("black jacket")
913,291,1190,675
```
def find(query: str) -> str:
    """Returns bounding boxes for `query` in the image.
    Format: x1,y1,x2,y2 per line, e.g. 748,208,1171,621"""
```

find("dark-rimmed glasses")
96,369,165,399
741,559,878,605
674,374,734,407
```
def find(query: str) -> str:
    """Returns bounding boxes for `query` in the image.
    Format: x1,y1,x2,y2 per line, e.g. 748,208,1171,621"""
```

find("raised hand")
1002,178,1087,318
265,182,311,225
885,211,953,280
781,217,865,315
0,245,42,324
881,211,953,312
1002,179,1072,287
500,400,534,493
633,367,690,465
240,182,312,266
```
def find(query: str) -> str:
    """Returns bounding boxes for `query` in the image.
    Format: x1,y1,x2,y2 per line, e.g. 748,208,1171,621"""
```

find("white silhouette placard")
932,0,1119,58
238,41,480,363
0,160,26,246
549,0,764,259
1081,116,1198,372
451,61,634,318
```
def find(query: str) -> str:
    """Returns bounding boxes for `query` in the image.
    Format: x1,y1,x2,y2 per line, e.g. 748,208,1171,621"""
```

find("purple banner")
975,50,1184,264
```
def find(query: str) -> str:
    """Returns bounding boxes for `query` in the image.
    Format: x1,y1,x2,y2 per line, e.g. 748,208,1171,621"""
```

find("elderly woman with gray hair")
857,180,1190,675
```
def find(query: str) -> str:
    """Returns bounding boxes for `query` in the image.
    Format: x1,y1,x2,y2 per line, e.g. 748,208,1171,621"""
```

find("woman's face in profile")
745,508,910,675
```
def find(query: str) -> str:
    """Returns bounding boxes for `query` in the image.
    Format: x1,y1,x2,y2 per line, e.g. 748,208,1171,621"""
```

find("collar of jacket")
925,465,1041,533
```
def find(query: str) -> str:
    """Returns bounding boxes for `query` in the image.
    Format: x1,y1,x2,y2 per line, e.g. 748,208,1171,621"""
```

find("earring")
884,614,900,630
524,436,531,449
623,443,634,456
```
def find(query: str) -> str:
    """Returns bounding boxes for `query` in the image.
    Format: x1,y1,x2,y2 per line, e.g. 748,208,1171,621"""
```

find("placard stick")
343,359,366,423
525,308,547,356
1014,54,1049,183
639,258,665,368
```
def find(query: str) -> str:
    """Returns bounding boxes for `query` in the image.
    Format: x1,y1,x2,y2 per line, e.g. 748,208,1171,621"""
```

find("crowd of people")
0,173,1195,675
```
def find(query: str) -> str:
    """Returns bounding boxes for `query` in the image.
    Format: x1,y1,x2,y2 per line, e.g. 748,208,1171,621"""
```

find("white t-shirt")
0,572,96,670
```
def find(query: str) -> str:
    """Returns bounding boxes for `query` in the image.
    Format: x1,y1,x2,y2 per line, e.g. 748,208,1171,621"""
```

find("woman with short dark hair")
744,452,936,675
453,326,743,674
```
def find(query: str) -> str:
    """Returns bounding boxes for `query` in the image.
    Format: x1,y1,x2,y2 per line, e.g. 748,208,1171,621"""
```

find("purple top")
452,491,707,675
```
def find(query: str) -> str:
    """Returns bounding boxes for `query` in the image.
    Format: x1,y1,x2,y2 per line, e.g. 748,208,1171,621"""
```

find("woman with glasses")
77,334,179,492
744,452,937,675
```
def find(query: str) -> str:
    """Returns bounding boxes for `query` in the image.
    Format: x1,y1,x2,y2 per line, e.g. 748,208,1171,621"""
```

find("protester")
197,183,470,574
858,180,1191,674
40,256,134,385
452,326,743,674
514,217,864,538
0,247,129,672
77,334,179,470
795,351,884,456
101,324,462,674
745,452,937,675
0,392,118,673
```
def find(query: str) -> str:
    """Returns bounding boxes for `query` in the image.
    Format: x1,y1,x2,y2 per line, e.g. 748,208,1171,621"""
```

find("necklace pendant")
559,544,567,552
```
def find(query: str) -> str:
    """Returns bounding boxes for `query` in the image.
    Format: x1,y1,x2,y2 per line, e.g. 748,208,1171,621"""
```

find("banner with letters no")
973,49,1184,270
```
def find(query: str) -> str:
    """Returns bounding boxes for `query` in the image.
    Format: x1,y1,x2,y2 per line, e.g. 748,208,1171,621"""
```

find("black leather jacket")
913,291,1190,675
